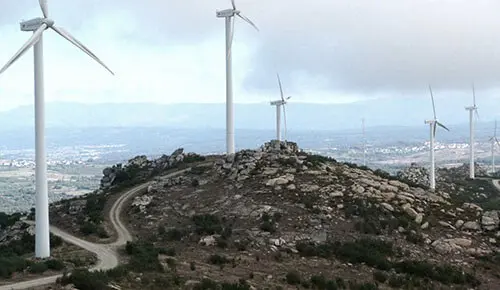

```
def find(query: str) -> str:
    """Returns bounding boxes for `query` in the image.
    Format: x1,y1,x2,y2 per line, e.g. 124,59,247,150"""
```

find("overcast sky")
1,0,500,113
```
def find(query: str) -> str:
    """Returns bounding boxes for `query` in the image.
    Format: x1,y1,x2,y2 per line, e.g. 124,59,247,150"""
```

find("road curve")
493,179,500,192
0,167,197,290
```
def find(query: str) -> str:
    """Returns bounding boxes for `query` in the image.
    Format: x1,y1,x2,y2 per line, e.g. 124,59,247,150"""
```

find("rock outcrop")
100,148,195,190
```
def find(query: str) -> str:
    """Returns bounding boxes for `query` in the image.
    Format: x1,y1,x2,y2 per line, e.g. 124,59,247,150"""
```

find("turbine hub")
41,18,54,27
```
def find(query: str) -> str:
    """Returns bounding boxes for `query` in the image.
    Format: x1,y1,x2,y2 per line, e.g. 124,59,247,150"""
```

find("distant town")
0,133,496,214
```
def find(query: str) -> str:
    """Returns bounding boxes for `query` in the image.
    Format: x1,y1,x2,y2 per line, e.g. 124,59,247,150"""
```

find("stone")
482,211,499,231
455,220,465,229
329,191,344,198
199,235,217,246
263,168,279,176
403,204,418,219
415,213,424,224
381,203,394,212
462,221,481,231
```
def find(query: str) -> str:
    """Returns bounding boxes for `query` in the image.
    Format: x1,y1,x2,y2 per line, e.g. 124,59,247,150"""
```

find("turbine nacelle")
270,99,286,106
465,106,477,111
216,9,239,18
20,17,53,31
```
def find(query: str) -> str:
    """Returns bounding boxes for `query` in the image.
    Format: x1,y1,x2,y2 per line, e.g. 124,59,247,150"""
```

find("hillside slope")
70,141,500,289
5,141,500,290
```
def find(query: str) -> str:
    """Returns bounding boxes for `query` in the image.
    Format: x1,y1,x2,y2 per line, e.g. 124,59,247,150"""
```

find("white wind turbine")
216,0,259,154
465,85,479,179
270,73,291,142
425,86,450,191
490,120,500,174
0,0,114,258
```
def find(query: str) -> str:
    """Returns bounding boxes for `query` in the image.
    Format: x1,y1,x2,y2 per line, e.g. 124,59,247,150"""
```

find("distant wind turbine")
216,0,259,154
425,86,450,191
465,84,479,179
490,120,500,174
270,73,291,142
0,0,113,258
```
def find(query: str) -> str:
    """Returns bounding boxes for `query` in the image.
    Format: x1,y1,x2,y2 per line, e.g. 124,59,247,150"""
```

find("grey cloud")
3,0,500,96
242,0,500,95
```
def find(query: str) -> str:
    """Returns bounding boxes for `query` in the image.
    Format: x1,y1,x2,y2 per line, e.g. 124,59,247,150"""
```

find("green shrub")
158,247,176,257
183,154,206,163
59,269,110,290
0,256,28,278
29,262,48,274
45,259,65,271
373,271,388,283
260,221,276,233
286,270,302,285
164,228,186,241
192,214,223,235
208,254,230,265
306,154,336,166
125,241,163,272
0,212,22,229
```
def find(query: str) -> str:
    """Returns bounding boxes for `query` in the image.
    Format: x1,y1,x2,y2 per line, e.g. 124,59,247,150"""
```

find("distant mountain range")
0,99,498,132
0,101,498,154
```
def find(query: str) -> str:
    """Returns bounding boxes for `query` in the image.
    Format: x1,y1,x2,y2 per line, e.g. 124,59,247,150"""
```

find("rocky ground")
48,148,210,242
92,141,499,289
6,141,500,289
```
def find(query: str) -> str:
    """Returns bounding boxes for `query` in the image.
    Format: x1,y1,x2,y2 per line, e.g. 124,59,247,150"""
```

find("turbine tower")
465,84,479,179
425,86,449,191
216,0,258,154
270,73,291,141
490,120,500,174
0,0,113,258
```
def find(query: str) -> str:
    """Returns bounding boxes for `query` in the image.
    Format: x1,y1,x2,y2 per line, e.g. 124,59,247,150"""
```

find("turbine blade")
436,121,450,132
0,24,47,75
282,104,288,141
433,122,437,137
277,73,284,101
475,109,480,121
227,17,235,60
231,0,236,10
39,0,48,18
429,85,437,120
236,13,259,32
51,26,114,75
495,120,497,138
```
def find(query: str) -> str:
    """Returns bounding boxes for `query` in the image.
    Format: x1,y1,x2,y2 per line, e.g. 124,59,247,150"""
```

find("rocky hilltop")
94,141,500,289
3,141,500,290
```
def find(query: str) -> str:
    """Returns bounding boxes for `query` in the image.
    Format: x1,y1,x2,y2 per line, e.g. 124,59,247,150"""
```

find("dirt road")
0,167,195,290
493,179,500,191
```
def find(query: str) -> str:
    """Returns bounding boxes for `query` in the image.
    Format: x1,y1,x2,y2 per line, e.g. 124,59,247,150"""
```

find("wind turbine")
465,84,479,179
425,86,449,191
490,120,500,174
0,0,113,258
270,73,291,142
216,0,259,154
362,118,366,166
